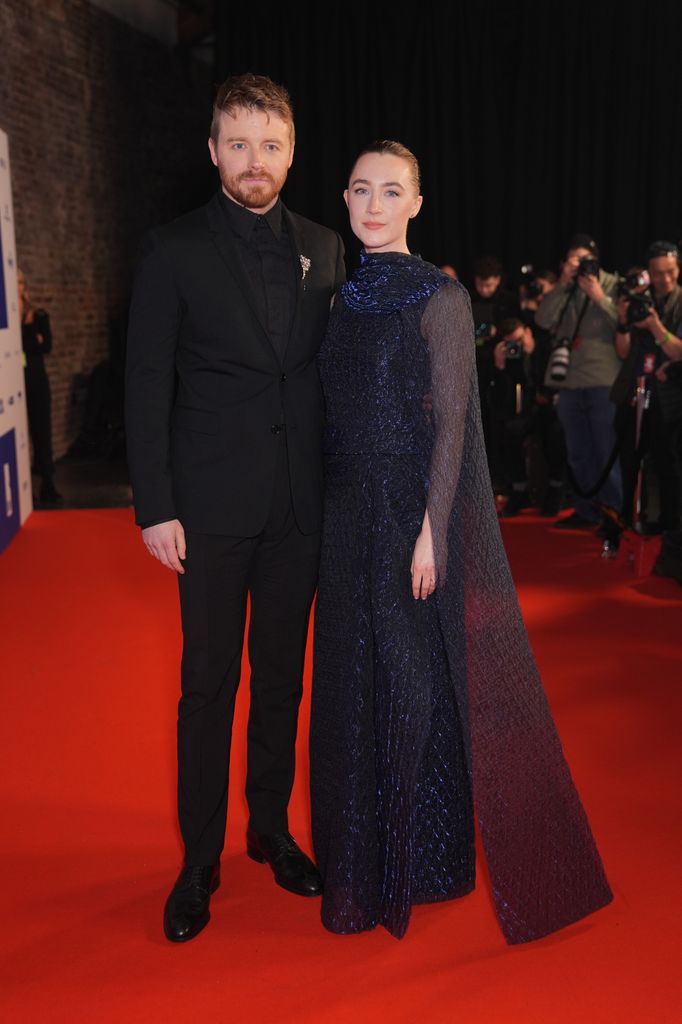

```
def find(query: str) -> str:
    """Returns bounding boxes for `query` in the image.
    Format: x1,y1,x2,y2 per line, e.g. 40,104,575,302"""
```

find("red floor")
1,508,680,1022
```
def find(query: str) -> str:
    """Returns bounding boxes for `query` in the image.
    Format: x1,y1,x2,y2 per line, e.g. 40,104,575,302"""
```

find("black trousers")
25,358,54,481
176,442,320,864
615,396,681,531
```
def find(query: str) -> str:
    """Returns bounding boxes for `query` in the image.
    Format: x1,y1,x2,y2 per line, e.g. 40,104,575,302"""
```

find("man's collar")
218,190,283,241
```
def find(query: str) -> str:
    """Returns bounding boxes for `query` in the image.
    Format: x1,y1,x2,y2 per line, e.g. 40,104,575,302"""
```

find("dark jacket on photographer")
489,345,535,420
610,284,682,419
610,284,682,531
535,270,620,389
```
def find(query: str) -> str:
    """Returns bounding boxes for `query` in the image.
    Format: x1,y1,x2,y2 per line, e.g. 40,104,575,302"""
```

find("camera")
505,339,523,359
520,263,543,299
576,255,600,278
626,291,655,326
616,268,650,297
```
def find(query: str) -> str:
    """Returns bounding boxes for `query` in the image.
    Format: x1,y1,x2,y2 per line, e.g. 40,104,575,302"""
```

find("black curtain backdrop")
211,1,682,288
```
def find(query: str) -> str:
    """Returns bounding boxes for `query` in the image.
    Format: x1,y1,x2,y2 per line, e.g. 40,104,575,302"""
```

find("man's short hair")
497,317,524,338
645,240,679,262
210,72,295,144
566,233,599,259
473,255,504,279
537,268,558,284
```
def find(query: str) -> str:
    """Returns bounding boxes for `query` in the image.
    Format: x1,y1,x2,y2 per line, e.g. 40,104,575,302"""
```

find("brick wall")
0,0,214,457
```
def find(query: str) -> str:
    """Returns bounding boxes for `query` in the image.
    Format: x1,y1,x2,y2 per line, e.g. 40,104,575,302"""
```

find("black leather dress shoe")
163,864,220,943
246,827,322,897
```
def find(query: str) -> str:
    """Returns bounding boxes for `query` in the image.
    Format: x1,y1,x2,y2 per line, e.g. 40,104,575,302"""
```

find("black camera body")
520,263,543,299
505,340,523,359
617,268,650,297
626,291,655,326
576,255,600,278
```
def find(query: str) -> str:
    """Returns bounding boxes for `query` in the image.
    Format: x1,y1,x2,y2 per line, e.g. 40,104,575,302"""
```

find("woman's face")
344,152,422,254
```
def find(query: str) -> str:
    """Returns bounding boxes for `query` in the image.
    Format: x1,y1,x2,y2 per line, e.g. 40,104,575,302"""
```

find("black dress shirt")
218,190,297,362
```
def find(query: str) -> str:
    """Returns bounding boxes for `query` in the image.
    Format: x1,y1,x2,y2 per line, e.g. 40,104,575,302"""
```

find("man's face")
208,107,294,213
475,275,501,298
648,254,679,298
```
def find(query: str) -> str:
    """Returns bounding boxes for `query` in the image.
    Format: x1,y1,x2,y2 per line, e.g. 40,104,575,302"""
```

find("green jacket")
535,270,621,388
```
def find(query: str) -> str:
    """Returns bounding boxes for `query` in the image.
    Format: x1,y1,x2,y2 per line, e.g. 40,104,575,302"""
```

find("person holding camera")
518,268,567,515
535,234,622,531
491,317,567,517
468,255,520,491
490,318,536,515
610,240,682,533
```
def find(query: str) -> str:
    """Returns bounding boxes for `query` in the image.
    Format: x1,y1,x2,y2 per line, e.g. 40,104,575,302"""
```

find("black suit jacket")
125,192,346,535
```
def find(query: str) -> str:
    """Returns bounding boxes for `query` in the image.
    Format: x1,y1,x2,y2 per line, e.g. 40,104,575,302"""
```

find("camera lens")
549,341,571,382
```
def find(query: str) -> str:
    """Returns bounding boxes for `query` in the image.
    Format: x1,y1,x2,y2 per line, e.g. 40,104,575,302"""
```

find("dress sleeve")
421,279,477,584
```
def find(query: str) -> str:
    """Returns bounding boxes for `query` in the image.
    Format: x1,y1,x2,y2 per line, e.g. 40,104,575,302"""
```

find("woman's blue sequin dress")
310,251,612,942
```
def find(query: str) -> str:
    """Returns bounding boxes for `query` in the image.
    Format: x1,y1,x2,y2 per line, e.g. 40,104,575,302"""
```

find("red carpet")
1,508,680,1022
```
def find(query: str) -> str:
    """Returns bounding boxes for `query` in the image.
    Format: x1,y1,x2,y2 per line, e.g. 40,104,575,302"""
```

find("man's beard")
222,169,285,210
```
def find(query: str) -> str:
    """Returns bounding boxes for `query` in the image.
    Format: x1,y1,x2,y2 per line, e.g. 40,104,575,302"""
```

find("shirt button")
280,373,287,383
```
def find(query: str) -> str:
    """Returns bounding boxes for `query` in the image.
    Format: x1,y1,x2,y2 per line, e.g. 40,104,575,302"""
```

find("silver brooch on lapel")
299,254,311,282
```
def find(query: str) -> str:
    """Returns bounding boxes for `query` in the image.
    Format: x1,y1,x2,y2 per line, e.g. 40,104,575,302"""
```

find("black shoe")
246,827,322,897
163,864,220,943
500,490,530,518
553,512,598,530
540,485,563,517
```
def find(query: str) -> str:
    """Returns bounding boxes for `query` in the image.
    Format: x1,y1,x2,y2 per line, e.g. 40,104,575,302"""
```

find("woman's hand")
411,513,436,600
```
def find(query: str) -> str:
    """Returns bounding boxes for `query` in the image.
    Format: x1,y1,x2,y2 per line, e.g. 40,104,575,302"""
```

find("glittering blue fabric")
340,248,445,313
310,251,613,942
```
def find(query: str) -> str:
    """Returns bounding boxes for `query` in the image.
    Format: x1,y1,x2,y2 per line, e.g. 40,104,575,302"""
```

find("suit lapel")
205,195,277,359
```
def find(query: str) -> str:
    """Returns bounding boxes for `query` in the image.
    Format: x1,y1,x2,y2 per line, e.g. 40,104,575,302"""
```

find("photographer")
468,254,520,491
492,318,567,516
611,241,682,533
535,233,622,531
490,318,535,515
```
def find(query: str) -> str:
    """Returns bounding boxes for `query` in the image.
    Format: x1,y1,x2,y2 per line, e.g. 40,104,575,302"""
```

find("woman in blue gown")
310,141,612,943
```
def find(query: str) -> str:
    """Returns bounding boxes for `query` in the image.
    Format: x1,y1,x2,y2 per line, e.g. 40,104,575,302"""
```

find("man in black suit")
125,73,345,942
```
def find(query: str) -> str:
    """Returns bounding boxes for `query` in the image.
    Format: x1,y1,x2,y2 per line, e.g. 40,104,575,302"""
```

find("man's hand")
142,519,187,573
636,309,663,335
493,340,507,370
521,329,535,355
617,295,630,324
577,273,605,303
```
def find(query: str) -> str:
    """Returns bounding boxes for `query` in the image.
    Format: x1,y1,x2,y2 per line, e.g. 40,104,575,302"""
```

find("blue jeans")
557,386,622,522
